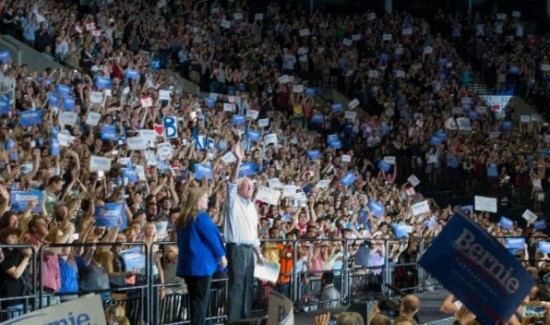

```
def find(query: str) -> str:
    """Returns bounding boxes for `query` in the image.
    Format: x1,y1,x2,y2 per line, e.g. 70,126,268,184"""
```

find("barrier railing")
1,235,543,323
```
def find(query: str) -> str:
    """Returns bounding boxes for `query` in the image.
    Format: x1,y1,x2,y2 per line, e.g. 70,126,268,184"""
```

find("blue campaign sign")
95,76,112,89
393,223,409,238
0,50,11,63
0,97,9,115
327,134,339,143
460,205,474,213
502,121,512,132
378,160,391,172
328,140,342,149
11,190,43,213
305,87,316,97
19,110,42,126
418,211,535,325
430,135,442,146
331,103,343,112
238,162,256,177
232,114,246,126
50,137,60,156
434,130,448,141
312,114,325,124
340,171,356,187
125,69,139,80
120,247,146,271
95,203,124,228
534,220,546,230
504,237,525,251
499,216,514,230
307,150,321,160
205,97,216,108
194,164,213,180
62,97,76,110
48,93,59,107
101,125,117,141
121,168,139,184
163,116,178,139
367,200,385,218
537,241,550,254
246,130,261,142
56,84,71,97
468,111,480,120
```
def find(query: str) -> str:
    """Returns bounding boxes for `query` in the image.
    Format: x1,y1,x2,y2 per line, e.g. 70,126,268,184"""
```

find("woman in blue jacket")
176,187,227,325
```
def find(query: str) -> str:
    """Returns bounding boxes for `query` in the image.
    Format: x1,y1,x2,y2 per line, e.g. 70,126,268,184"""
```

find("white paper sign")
140,96,153,108
522,209,538,224
255,13,264,21
258,118,269,128
343,38,352,46
341,154,351,163
407,175,420,187
159,90,172,101
424,46,433,54
246,109,259,120
221,151,237,164
383,33,392,41
411,200,430,216
90,155,112,172
541,64,550,72
135,165,146,180
156,142,173,160
351,34,361,41
474,195,498,213
292,85,304,93
520,115,531,123
348,98,360,109
255,186,281,206
140,129,157,143
85,112,101,126
90,91,103,104
220,19,231,29
278,75,290,84
299,29,310,37
118,157,131,166
281,185,299,198
512,11,521,18
127,136,147,151
5,295,107,325
384,156,396,164
264,133,278,146
58,132,75,147
223,102,234,112
315,179,332,189
344,111,357,120
268,178,283,188
233,12,243,20
402,28,412,35
254,261,280,283
59,111,78,127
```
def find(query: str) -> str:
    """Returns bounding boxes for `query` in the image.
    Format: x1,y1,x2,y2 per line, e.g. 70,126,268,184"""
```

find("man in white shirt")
225,141,266,321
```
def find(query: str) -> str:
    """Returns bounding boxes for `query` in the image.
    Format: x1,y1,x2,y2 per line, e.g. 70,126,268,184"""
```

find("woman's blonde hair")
105,305,130,325
176,187,208,229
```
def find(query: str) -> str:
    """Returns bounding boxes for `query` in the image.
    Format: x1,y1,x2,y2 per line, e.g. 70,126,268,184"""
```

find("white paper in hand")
254,261,280,283
221,151,237,165
255,186,281,206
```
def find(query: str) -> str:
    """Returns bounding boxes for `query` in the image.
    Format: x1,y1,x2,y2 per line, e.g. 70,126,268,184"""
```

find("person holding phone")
176,187,226,325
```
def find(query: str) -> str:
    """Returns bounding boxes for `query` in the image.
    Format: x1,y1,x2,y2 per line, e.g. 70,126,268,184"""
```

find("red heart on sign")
154,124,165,136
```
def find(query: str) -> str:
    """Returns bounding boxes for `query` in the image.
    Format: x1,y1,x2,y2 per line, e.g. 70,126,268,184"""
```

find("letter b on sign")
163,117,178,139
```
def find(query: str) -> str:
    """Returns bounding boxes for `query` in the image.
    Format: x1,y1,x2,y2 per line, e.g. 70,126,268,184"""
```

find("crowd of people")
0,0,548,324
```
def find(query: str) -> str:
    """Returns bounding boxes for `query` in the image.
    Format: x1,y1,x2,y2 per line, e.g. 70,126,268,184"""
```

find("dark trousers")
183,275,212,325
227,244,255,321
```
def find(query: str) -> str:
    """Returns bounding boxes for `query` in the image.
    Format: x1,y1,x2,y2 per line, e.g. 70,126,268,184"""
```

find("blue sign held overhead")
163,116,178,139
538,241,550,254
393,223,409,238
125,69,139,80
232,114,246,126
0,50,11,63
307,150,321,160
312,114,325,124
101,125,117,141
194,164,213,180
305,88,316,97
367,200,385,218
62,97,76,110
499,216,514,230
19,110,42,126
95,203,126,229
378,160,391,172
50,137,60,156
120,247,146,271
48,93,59,107
121,168,139,184
331,103,343,112
11,190,43,213
246,130,261,142
340,171,356,187
238,162,256,177
0,97,9,115
534,220,546,231
56,84,71,97
419,211,535,325
95,76,112,89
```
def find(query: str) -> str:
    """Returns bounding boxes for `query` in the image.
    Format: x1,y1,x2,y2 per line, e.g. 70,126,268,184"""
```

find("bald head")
370,314,392,325
400,294,420,316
